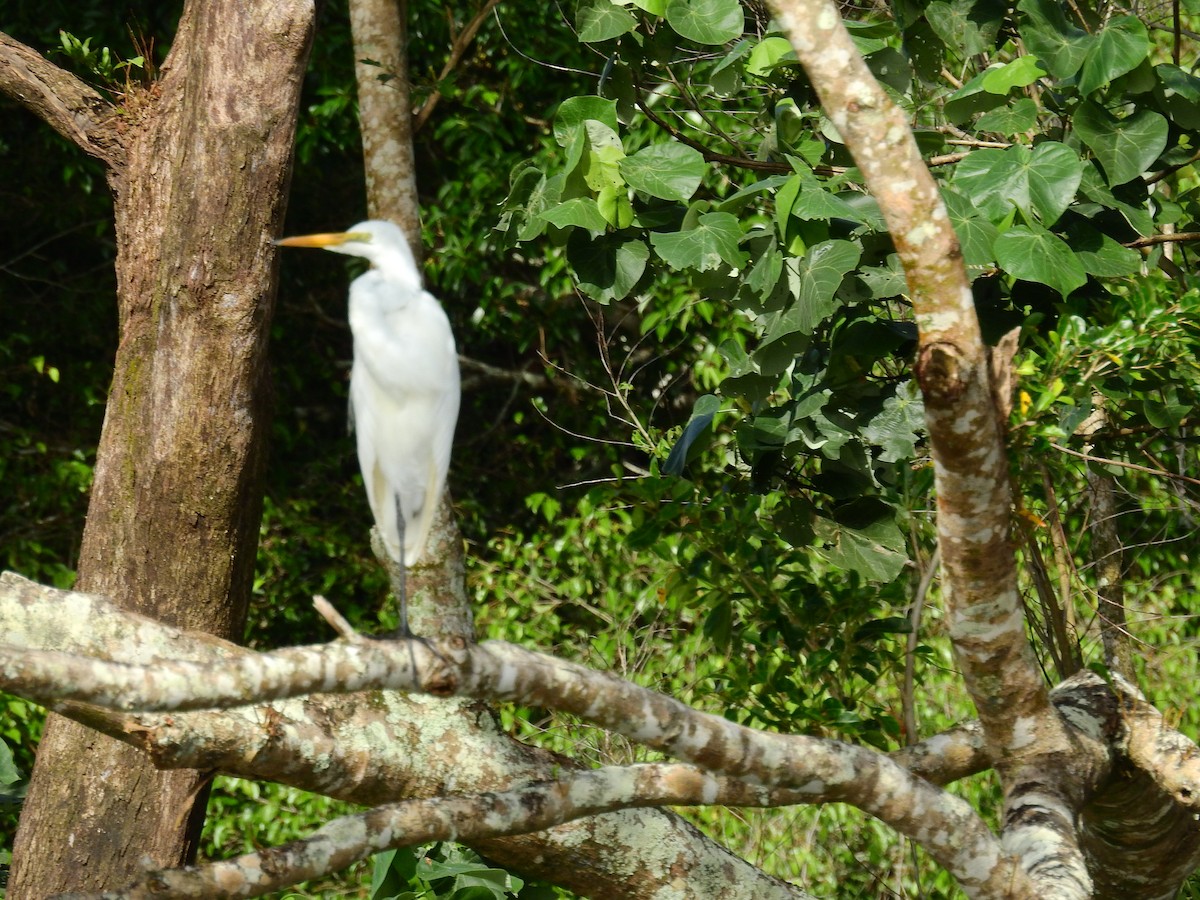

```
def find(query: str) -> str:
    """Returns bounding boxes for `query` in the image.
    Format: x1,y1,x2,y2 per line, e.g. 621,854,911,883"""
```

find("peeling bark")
1,575,1029,899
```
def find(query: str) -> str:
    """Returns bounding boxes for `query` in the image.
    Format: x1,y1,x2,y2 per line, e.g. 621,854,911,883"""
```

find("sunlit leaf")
1073,101,1168,186
814,515,908,583
1018,0,1092,78
541,197,609,231
619,142,706,200
994,224,1087,297
650,212,747,271
553,96,619,146
576,0,638,42
1078,16,1149,96
665,0,744,45
980,56,1047,94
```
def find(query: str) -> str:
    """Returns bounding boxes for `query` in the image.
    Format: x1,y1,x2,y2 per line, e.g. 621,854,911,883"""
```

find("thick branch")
61,764,811,900
0,573,800,900
0,574,1026,899
767,0,1060,764
0,31,123,165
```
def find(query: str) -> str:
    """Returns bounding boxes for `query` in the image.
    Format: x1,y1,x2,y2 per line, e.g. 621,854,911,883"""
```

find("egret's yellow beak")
273,231,372,248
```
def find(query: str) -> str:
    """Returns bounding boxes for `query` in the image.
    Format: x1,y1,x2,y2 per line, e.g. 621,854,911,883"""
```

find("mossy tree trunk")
1,1,315,894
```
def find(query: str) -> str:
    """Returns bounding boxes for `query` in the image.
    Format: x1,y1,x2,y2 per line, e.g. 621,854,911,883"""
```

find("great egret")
275,220,460,634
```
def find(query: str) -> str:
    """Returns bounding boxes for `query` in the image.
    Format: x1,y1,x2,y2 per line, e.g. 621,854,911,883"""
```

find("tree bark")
5,1,315,894
349,0,422,246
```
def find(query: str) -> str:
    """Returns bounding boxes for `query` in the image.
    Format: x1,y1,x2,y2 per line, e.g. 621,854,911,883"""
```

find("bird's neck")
373,259,422,295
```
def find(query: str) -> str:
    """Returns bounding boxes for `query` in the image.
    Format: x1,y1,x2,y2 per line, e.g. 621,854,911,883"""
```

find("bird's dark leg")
394,494,412,639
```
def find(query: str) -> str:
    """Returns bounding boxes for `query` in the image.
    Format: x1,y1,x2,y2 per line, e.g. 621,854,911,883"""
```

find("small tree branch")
458,354,549,391
1124,231,1200,247
0,31,124,166
1050,442,1200,488
412,0,503,134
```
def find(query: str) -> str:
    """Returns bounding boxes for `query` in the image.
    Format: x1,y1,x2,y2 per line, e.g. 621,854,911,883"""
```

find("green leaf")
925,0,1004,58
1078,16,1149,96
570,233,650,301
756,240,859,363
862,380,925,462
1078,164,1154,236
1073,101,1168,186
976,98,1038,134
0,738,20,786
980,56,1047,94
744,236,784,301
858,255,907,298
1018,0,1091,79
953,142,1081,226
1155,64,1200,129
619,142,707,200
597,183,634,227
786,240,859,314
554,96,620,146
665,0,744,45
541,197,610,231
746,35,796,78
1060,218,1142,277
944,190,1000,269
943,70,1009,123
790,184,866,223
994,224,1087,297
650,212,747,271
814,515,908,582
576,0,638,42
866,47,911,95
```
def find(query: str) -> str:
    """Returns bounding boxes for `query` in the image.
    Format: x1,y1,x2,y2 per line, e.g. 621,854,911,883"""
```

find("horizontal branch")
59,764,805,899
0,572,802,900
1125,231,1200,247
0,575,1021,898
0,31,124,165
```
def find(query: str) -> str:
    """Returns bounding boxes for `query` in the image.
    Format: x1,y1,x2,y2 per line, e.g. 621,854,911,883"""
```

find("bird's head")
274,220,419,283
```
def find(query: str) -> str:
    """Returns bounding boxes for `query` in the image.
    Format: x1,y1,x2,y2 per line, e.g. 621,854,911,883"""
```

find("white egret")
275,220,460,634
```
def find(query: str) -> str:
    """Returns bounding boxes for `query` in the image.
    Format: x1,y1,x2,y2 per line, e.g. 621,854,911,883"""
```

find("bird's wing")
407,349,461,565
350,363,403,561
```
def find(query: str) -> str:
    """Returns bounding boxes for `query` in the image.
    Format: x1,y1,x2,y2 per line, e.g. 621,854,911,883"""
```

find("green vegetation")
2,0,1199,896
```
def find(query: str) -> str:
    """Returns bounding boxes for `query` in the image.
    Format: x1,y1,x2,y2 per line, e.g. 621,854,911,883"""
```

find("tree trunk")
7,1,315,894
349,0,422,247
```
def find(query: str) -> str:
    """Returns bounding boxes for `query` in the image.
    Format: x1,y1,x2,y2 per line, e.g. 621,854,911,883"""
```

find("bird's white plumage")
277,220,460,566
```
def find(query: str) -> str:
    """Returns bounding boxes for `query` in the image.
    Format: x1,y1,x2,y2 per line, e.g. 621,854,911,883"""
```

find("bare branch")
0,31,124,165
413,0,503,133
1124,231,1200,247
1050,441,1200,488
0,574,1026,898
458,353,550,391
0,572,804,899
59,764,813,899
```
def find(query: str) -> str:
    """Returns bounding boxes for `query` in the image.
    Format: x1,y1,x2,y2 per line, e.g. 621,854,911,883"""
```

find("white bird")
275,221,460,622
